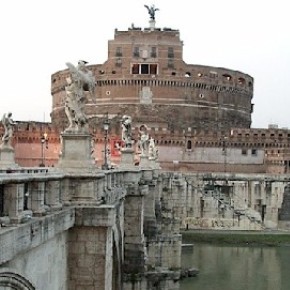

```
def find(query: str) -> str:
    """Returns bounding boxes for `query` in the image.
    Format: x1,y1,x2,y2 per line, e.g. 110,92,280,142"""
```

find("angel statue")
1,112,16,147
64,60,96,132
121,115,133,148
144,4,159,20
148,137,158,160
138,124,149,156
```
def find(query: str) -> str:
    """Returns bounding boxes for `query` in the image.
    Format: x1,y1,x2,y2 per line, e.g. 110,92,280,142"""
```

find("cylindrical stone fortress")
51,26,254,131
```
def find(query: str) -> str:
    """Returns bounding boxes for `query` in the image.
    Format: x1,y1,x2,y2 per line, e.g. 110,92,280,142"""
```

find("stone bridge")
0,167,182,290
1,167,290,290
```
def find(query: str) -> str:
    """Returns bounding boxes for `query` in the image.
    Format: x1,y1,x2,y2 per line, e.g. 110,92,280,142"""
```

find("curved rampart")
51,64,253,130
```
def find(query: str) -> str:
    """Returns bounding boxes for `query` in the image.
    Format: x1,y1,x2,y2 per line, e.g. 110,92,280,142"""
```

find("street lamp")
102,113,110,170
222,136,227,174
40,132,48,167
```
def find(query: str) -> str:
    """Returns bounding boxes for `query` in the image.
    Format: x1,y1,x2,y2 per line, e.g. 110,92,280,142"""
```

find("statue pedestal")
140,156,161,170
149,19,156,30
0,144,18,168
57,132,96,172
139,155,150,168
119,148,135,168
149,157,161,169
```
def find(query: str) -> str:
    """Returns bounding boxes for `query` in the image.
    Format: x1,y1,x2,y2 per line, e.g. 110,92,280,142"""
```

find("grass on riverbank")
181,230,290,247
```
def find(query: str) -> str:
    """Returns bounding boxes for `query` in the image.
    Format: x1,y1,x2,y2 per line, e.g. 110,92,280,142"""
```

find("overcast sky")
0,0,289,129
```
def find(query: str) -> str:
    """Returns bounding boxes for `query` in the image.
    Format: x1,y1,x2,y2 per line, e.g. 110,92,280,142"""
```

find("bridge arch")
0,270,35,290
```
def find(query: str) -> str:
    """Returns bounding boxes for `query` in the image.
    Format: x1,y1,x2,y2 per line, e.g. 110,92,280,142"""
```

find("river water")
180,243,290,290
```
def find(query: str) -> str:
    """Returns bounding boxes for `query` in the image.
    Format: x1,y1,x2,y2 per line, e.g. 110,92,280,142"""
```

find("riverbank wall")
181,230,290,246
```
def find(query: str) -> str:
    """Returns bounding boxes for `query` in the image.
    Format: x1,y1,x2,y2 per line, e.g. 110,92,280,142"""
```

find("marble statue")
144,4,159,20
64,60,96,132
148,137,158,160
121,115,133,148
1,112,16,147
138,124,149,156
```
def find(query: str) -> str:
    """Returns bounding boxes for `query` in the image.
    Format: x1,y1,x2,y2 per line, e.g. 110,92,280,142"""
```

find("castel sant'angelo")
2,7,290,174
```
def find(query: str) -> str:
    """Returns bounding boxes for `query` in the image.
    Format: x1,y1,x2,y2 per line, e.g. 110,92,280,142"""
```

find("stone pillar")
45,180,62,210
0,145,19,168
123,183,147,274
61,175,104,206
30,181,46,216
68,207,115,290
278,183,290,229
139,155,150,168
57,132,96,172
143,180,157,240
5,183,24,223
120,148,135,168
149,19,156,30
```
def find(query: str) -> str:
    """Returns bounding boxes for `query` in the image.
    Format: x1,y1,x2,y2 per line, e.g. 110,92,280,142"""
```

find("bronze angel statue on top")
144,4,159,20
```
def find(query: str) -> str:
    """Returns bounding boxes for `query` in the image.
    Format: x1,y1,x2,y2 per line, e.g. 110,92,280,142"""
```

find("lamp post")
222,136,228,174
102,113,110,170
40,132,48,167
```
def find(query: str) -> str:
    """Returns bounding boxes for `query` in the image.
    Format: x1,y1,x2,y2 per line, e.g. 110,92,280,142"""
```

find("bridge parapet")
0,168,140,227
0,167,184,290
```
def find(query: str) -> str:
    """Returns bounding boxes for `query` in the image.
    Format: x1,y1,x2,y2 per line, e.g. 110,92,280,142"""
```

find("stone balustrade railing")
0,167,142,227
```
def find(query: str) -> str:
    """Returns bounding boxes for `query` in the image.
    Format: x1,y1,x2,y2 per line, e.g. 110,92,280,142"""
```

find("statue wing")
66,62,86,84
66,62,78,74
144,5,149,11
1,114,6,125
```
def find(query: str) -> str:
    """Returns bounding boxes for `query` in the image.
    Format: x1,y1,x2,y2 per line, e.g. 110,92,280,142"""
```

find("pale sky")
0,0,289,129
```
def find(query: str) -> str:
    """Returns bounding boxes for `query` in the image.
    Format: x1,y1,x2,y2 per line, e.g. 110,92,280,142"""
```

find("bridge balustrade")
0,168,130,228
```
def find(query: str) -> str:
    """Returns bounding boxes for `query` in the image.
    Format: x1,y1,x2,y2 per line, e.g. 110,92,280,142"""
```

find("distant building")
1,20,290,174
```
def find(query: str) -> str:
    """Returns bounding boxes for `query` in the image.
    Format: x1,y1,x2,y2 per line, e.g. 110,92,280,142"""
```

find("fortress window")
151,47,157,58
150,64,158,74
241,148,248,155
185,72,191,77
222,74,232,81
197,73,203,77
186,140,192,150
115,58,122,67
141,64,149,74
238,77,245,85
115,47,122,57
209,71,218,78
133,47,140,57
168,47,174,58
131,63,158,75
132,64,139,74
168,59,174,68
251,149,257,156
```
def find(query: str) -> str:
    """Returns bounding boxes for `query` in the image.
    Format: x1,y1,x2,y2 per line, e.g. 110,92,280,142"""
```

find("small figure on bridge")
121,115,133,148
148,137,158,160
1,112,16,147
138,124,149,156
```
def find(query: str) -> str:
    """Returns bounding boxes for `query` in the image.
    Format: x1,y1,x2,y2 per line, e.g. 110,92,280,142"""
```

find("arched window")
186,140,192,150
222,73,232,81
